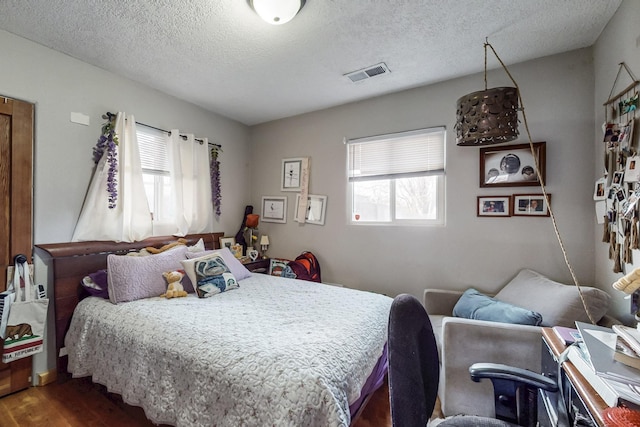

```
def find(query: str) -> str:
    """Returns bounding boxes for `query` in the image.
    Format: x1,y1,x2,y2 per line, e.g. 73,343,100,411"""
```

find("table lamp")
260,235,270,259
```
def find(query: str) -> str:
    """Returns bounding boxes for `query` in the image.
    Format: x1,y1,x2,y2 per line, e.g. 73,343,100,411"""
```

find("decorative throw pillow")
183,247,252,283
107,245,189,304
193,254,239,298
81,269,109,299
453,288,543,326
494,269,611,327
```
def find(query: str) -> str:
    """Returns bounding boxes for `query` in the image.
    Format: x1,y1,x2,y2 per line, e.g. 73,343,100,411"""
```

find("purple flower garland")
210,147,222,216
93,119,119,209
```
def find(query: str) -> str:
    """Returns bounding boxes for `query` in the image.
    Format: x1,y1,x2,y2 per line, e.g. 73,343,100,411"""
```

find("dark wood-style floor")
0,376,395,427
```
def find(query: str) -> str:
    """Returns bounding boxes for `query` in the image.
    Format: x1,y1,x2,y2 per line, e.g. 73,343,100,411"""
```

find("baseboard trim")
37,369,57,386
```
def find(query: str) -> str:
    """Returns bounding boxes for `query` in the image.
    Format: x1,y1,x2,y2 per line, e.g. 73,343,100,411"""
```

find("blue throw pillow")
453,288,543,326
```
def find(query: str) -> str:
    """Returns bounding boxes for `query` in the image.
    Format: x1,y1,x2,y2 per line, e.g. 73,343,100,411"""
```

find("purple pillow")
81,269,109,299
107,245,189,304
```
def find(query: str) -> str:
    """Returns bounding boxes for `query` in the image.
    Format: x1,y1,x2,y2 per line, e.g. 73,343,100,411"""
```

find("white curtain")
72,113,152,242
166,130,214,236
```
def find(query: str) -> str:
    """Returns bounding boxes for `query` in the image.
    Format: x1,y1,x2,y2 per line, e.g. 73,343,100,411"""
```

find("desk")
540,327,607,427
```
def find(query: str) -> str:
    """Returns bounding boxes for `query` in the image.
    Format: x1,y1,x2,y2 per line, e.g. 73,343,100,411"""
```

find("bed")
36,233,391,427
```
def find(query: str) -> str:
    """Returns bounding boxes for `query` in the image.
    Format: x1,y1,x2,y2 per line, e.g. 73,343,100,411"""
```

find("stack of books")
563,322,640,408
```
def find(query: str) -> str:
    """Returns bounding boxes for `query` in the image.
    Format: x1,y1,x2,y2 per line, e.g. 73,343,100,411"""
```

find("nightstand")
243,258,270,274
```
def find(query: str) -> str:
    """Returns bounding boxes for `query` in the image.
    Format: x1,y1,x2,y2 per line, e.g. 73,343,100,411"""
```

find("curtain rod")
105,112,222,149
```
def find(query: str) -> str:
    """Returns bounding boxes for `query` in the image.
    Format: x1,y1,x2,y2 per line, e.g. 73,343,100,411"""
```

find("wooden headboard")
36,232,224,373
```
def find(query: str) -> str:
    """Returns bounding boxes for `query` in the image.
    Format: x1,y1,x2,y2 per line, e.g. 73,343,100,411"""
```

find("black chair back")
388,293,440,427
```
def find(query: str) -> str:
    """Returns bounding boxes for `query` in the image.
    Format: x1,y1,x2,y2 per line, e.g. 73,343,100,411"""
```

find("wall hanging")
597,62,639,275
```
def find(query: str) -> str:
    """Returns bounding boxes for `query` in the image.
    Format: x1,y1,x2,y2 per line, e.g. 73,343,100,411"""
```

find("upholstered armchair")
423,268,614,418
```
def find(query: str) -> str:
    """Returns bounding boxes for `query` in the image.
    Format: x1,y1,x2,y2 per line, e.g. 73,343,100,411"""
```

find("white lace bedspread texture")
65,274,391,427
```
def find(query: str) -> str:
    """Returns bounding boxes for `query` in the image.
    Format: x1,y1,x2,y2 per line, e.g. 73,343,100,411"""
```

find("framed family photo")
262,196,287,223
479,142,546,188
512,194,551,216
477,196,511,217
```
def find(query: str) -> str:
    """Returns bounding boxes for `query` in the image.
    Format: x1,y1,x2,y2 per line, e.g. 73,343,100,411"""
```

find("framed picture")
294,194,327,225
269,258,290,276
479,142,546,188
477,196,511,217
281,158,304,191
262,196,287,223
219,236,235,250
512,194,551,216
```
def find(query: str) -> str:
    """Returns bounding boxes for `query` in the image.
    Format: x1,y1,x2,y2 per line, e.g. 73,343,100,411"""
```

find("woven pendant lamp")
455,42,520,146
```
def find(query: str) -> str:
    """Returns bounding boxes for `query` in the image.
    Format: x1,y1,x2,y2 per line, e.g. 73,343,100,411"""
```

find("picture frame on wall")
294,194,327,225
477,196,511,217
512,194,551,217
281,158,304,191
262,196,287,223
479,142,546,188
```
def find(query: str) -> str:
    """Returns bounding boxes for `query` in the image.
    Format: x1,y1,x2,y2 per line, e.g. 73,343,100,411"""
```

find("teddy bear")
161,270,188,298
146,238,188,254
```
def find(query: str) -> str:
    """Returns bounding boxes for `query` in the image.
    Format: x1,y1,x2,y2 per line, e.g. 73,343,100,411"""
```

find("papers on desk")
571,321,640,407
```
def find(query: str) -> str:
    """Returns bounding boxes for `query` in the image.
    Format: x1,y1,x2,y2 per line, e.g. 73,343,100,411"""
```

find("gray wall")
0,29,251,246
249,49,596,301
2,0,636,378
593,0,640,325
0,29,251,376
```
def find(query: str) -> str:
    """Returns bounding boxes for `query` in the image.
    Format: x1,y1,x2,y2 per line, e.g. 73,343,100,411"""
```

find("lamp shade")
250,0,305,25
260,235,270,246
455,87,519,146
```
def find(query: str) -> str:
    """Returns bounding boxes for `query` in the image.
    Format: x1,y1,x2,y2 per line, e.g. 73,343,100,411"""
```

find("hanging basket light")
455,86,519,146
455,40,521,146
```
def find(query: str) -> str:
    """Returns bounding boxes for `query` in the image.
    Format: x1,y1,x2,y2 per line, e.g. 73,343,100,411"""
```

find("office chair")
387,294,559,427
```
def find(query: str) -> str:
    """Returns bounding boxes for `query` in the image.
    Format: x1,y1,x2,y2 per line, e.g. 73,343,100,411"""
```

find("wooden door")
0,97,34,397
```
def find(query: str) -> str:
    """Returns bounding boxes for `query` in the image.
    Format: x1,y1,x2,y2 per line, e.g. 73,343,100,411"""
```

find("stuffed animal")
146,238,188,254
161,270,188,298
612,267,640,294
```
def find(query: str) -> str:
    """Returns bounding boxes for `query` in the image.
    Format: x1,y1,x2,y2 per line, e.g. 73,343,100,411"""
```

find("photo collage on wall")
595,87,639,272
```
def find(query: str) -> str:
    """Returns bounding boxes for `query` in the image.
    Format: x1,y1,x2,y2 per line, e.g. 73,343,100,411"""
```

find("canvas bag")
2,256,49,363
0,283,16,339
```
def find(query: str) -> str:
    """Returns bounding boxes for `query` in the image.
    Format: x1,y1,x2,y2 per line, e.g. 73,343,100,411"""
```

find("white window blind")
137,127,169,175
348,127,445,181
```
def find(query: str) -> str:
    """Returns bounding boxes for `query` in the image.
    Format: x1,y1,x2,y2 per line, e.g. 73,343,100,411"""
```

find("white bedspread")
66,274,392,427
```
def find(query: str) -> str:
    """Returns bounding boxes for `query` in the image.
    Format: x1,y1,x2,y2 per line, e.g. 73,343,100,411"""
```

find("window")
347,127,445,225
137,127,174,226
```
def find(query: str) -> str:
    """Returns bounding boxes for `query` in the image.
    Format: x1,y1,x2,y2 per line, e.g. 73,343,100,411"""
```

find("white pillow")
191,253,239,298
494,269,610,327
181,247,252,286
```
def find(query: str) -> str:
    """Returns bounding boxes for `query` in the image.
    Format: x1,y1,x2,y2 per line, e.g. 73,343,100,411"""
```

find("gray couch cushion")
494,269,610,327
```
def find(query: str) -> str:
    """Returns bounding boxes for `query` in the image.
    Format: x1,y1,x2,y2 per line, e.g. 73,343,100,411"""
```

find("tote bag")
0,287,15,339
2,257,49,363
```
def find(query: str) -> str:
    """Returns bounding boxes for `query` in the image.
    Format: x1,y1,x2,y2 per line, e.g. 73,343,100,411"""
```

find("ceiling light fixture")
455,41,520,146
249,0,306,25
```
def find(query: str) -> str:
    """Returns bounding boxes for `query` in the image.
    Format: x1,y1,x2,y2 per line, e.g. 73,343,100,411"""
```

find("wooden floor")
0,376,394,427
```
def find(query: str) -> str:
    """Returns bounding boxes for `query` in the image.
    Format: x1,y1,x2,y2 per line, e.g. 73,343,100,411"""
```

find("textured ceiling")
0,0,622,125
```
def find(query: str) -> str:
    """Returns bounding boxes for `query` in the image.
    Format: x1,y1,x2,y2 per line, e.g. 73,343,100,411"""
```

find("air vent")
344,62,390,83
